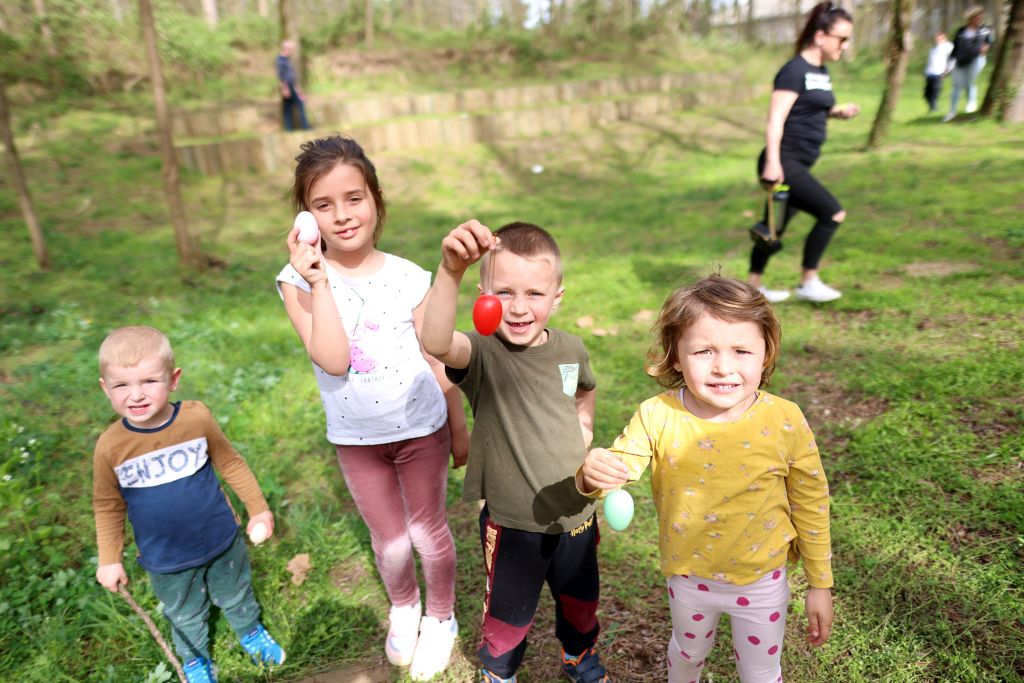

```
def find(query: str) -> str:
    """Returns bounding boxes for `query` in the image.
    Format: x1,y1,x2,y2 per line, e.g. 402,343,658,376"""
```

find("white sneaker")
942,111,956,122
385,602,421,667
965,102,978,114
795,277,842,302
757,286,791,303
409,614,458,681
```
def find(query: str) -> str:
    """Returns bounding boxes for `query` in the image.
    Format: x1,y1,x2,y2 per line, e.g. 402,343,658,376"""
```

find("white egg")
249,522,269,545
294,211,320,245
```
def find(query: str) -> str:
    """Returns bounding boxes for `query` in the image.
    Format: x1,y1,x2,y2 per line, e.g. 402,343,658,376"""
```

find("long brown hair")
291,135,387,247
795,1,854,54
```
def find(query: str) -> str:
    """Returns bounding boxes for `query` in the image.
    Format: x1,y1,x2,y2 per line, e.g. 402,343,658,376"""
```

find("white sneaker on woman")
385,602,421,666
409,614,458,681
795,277,842,302
757,286,791,303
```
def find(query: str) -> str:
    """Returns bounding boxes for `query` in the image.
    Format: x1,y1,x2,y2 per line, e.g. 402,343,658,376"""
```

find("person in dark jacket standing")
277,40,311,131
943,6,995,121
748,1,859,303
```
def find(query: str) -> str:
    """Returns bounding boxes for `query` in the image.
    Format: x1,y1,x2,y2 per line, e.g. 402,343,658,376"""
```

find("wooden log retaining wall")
175,73,765,175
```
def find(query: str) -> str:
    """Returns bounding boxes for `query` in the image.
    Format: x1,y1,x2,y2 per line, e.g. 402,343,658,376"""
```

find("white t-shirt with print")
276,253,448,445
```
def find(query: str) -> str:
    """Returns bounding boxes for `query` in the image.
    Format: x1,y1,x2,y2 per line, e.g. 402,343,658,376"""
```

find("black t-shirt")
774,55,836,160
951,25,995,67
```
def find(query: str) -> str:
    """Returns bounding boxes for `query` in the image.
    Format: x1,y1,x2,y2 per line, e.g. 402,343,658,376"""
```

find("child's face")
307,163,378,258
483,251,563,347
673,312,766,422
936,33,947,44
100,358,181,429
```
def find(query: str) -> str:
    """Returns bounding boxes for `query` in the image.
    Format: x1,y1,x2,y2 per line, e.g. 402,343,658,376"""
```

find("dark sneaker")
183,657,217,683
480,669,517,682
239,623,286,666
561,646,609,683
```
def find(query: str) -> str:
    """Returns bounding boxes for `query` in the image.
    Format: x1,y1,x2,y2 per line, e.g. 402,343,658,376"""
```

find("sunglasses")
825,32,851,45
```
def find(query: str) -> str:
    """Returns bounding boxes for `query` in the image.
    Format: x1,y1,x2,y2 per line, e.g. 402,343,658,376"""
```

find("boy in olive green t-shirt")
422,220,609,683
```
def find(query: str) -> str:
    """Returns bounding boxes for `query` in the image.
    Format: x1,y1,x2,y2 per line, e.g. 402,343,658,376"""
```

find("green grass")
1,51,1022,682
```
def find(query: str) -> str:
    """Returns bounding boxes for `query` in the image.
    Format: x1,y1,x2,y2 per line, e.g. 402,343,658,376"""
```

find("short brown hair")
480,221,563,285
291,135,386,247
99,326,175,376
646,275,781,389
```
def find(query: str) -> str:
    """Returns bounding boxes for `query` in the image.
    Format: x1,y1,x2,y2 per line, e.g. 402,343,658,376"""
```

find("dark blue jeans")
282,88,310,131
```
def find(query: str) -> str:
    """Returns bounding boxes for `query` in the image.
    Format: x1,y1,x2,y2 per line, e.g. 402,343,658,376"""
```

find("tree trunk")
0,79,50,271
279,0,302,81
138,0,202,270
981,0,1023,119
867,0,916,149
746,0,755,41
201,0,219,27
31,0,59,58
256,0,268,18
365,0,374,46
109,0,125,23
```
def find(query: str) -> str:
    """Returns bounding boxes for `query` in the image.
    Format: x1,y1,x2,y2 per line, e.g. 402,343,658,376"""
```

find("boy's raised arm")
421,220,496,369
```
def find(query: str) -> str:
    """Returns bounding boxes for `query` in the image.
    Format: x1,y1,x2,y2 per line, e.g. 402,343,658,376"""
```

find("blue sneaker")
561,646,608,683
239,624,286,666
183,657,217,683
480,669,517,682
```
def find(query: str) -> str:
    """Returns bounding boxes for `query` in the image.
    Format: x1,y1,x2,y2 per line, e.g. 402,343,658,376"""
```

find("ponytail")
795,1,854,54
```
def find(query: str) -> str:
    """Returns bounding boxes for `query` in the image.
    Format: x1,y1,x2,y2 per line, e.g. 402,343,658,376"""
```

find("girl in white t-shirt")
276,135,467,681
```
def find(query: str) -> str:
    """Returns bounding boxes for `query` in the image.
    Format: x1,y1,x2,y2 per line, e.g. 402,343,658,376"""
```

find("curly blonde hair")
646,275,781,390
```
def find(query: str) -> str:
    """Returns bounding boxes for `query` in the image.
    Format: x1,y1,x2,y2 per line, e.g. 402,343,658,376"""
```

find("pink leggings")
335,427,456,619
667,569,789,683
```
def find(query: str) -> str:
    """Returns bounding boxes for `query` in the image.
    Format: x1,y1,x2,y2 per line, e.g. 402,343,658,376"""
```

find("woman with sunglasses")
749,1,859,304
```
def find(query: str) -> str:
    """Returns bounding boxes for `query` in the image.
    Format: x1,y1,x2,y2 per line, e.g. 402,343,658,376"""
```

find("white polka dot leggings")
667,569,789,683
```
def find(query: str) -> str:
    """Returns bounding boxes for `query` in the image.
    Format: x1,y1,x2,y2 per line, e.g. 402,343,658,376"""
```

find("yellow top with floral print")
600,390,832,588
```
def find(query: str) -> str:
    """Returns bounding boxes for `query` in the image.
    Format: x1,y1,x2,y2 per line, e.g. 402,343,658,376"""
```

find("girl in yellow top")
579,275,832,683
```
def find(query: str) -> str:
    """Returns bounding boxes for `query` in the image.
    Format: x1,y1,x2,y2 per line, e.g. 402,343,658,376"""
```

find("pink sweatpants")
666,569,790,683
335,427,456,619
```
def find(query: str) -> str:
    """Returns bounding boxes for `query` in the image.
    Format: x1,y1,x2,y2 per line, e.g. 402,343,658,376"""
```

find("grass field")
1,51,1022,682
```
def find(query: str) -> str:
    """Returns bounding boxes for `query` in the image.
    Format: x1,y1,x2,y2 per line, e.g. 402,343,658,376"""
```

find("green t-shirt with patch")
448,328,597,534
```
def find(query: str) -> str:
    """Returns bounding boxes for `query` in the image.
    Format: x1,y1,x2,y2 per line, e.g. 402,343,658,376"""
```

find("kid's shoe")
795,277,842,303
481,669,518,682
183,657,217,683
385,602,422,666
239,623,286,666
561,646,609,683
409,614,459,680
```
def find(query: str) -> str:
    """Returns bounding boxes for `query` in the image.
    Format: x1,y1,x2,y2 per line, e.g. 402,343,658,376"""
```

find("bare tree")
31,0,58,58
365,0,374,46
0,77,49,270
138,0,204,269
867,0,916,148
982,0,1024,120
201,0,219,28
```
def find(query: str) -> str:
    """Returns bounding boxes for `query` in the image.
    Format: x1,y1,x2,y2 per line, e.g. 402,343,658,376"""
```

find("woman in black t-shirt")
749,1,859,303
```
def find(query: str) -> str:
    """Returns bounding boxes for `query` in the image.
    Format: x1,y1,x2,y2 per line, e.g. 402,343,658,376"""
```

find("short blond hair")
480,222,563,286
99,326,175,376
646,275,782,389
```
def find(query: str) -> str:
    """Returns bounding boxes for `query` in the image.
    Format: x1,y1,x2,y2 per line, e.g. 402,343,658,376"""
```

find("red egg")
473,294,503,336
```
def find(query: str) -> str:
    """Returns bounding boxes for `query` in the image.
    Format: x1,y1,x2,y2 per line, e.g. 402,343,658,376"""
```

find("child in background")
924,32,954,113
579,275,833,683
421,220,609,683
93,326,283,683
277,135,467,681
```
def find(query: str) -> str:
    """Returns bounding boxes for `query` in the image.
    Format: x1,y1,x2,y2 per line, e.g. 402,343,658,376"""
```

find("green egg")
603,489,634,531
